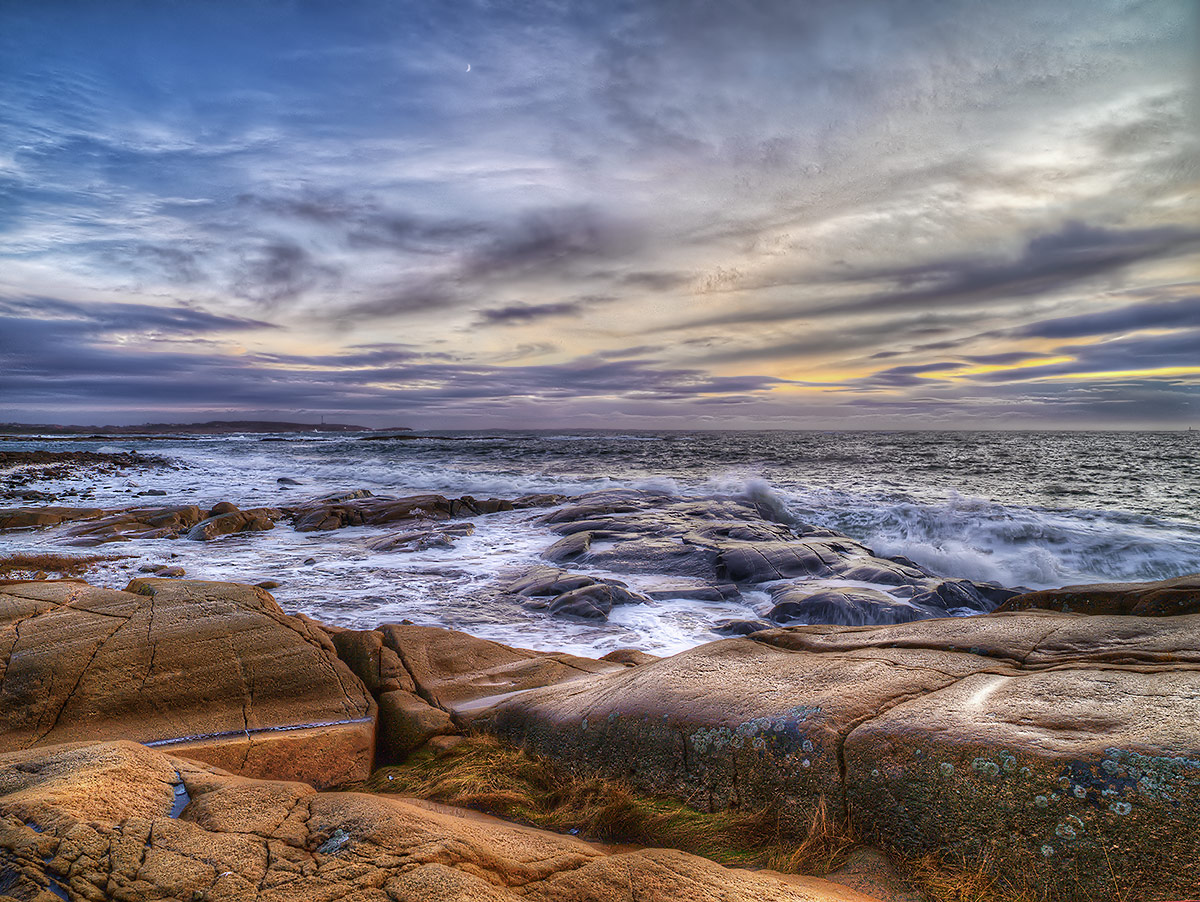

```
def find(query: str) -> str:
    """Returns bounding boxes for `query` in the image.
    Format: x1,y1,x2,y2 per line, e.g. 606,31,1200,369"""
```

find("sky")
1,0,1197,430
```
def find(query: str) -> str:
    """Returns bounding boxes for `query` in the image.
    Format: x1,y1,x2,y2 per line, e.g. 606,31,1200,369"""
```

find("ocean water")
3,430,1199,656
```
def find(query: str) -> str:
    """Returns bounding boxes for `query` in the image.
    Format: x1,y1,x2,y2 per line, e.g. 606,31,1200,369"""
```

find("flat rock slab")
0,741,882,902
998,572,1200,616
0,579,374,787
0,507,106,530
484,611,1200,900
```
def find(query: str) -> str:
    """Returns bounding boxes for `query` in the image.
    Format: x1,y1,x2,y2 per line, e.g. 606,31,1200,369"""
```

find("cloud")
1012,295,1200,339
673,222,1200,333
474,301,587,326
473,294,616,327
1,0,1197,427
231,241,341,305
0,296,275,336
0,295,788,421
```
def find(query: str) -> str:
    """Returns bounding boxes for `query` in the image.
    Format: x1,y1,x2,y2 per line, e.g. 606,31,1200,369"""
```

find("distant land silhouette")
0,420,409,436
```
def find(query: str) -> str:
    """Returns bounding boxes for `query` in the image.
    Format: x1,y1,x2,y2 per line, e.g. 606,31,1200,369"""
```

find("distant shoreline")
0,420,408,436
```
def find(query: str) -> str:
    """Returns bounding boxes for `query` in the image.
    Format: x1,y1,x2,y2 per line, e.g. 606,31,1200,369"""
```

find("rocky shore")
0,450,173,503
2,488,1199,900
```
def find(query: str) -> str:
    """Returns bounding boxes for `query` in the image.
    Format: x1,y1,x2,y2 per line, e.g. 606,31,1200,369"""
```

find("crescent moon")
466,64,471,72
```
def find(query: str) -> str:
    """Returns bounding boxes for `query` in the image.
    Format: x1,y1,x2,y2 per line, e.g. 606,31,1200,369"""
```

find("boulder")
713,619,774,636
377,689,455,757
0,741,876,902
0,578,375,787
374,623,620,713
599,648,661,666
504,567,602,597
60,504,205,545
186,506,279,541
364,521,475,552
482,611,1200,900
997,573,1200,616
0,507,105,531
323,623,622,761
768,587,932,626
546,583,651,620
290,492,510,532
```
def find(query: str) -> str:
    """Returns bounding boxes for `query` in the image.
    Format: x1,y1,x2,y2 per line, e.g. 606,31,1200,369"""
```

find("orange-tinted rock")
60,505,205,545
289,492,517,532
376,622,620,712
0,741,880,902
484,612,1200,900
378,689,455,757
324,623,619,761
0,507,105,531
186,507,279,540
0,578,375,786
997,572,1200,616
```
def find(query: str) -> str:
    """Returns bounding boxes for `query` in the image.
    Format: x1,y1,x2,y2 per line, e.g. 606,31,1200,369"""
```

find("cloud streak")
0,0,1195,426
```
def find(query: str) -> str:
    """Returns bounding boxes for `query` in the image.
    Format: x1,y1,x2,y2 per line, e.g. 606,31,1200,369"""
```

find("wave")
791,488,1200,589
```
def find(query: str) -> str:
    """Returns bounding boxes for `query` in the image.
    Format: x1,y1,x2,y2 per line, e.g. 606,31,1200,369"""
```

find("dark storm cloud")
697,312,969,364
338,206,632,322
594,345,662,359
969,330,1200,383
619,270,691,291
845,327,1200,394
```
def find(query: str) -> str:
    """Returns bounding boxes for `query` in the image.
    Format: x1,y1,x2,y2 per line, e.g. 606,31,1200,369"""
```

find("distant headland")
0,420,409,436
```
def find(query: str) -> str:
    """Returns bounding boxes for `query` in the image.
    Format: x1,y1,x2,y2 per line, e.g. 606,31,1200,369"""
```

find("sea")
4,430,1199,657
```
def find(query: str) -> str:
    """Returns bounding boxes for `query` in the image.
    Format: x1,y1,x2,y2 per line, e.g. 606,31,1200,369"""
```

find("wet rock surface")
0,450,172,502
0,578,374,787
60,505,206,545
0,741,874,902
2,488,1020,635
997,572,1200,615
482,610,1200,900
286,491,545,532
503,489,1020,629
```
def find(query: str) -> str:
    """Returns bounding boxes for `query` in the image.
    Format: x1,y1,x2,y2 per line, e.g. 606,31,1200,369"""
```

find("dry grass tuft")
902,848,1050,902
765,796,858,875
361,732,859,874
0,552,124,579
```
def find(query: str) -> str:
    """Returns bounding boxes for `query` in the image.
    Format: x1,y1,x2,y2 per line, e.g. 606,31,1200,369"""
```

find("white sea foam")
5,432,1200,654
